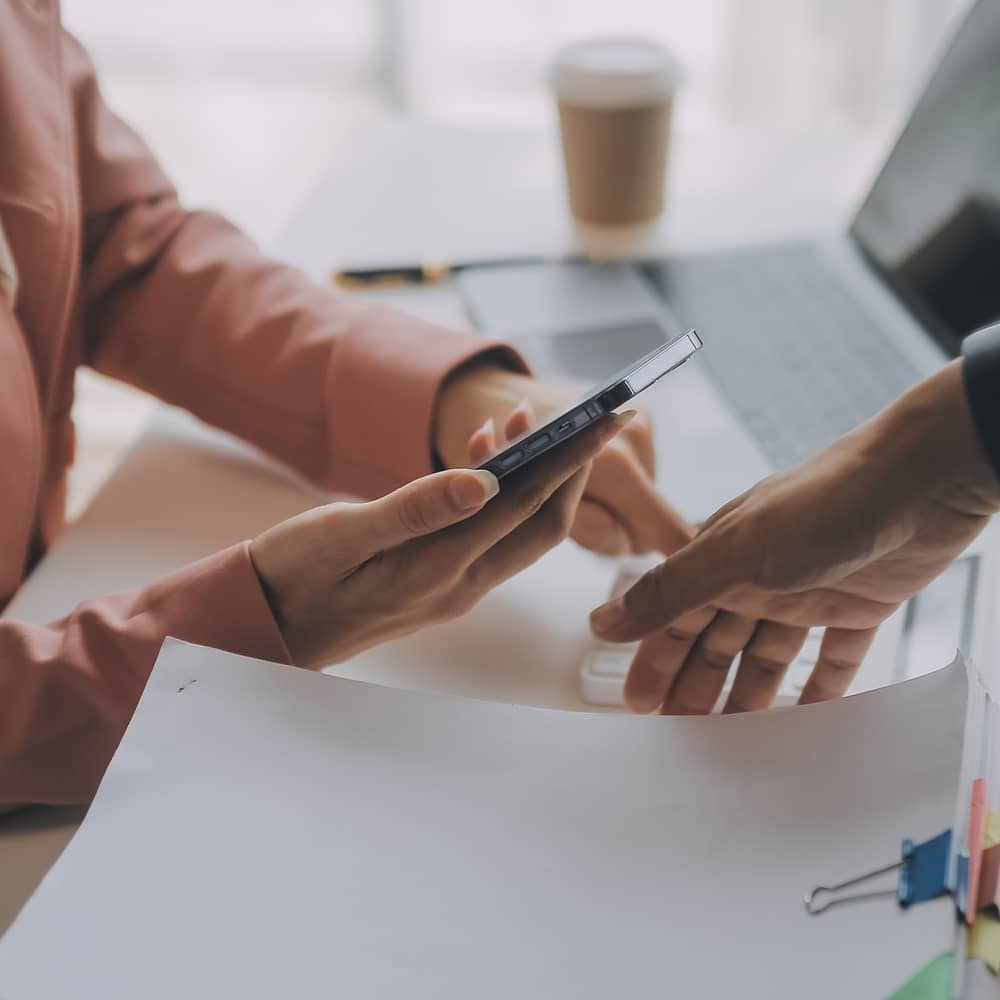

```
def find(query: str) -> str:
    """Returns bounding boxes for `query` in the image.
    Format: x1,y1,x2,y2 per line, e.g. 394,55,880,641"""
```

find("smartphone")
477,329,702,480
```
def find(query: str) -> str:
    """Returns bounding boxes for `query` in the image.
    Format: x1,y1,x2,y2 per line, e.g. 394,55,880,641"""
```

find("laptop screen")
850,0,1000,356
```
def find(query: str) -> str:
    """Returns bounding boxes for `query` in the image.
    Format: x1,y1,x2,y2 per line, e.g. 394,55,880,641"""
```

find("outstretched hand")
591,362,1000,712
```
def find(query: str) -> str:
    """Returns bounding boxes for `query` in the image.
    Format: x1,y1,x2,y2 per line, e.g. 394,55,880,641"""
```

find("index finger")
585,443,693,555
590,530,744,643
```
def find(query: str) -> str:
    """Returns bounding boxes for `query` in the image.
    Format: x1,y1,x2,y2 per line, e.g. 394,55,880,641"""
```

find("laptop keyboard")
644,243,924,469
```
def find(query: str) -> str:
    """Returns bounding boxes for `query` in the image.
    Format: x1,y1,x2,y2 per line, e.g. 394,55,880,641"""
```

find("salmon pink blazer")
0,3,521,805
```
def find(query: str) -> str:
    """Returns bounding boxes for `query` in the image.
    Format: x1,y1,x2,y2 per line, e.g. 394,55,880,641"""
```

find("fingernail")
449,469,499,510
602,410,637,437
590,598,626,635
515,397,537,421
595,533,630,558
479,416,496,437
625,688,662,715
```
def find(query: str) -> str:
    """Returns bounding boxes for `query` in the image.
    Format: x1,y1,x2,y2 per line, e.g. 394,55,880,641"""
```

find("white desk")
0,118,883,935
271,117,874,279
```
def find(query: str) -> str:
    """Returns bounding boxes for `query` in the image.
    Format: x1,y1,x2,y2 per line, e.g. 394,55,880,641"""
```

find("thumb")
362,468,500,551
590,527,744,643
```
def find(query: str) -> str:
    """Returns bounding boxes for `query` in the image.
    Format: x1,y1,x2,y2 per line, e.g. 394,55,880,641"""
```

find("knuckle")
861,602,894,629
308,502,355,558
696,646,734,672
322,500,353,519
461,562,485,596
517,484,550,520
438,588,479,621
665,625,699,643
815,594,841,622
427,562,466,596
821,655,858,675
315,500,356,537
396,495,437,536
743,653,785,679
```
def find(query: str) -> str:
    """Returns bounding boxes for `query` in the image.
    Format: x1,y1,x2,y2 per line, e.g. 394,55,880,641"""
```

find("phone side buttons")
497,449,524,470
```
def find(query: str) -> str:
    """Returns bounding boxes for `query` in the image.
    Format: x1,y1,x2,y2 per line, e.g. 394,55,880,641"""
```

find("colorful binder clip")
805,830,954,915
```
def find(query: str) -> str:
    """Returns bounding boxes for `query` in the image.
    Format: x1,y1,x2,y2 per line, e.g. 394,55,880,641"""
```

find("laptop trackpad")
456,261,669,381
512,321,668,381
456,262,663,340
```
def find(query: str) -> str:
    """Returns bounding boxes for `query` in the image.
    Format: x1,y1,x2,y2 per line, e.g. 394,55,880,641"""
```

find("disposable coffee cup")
549,38,681,225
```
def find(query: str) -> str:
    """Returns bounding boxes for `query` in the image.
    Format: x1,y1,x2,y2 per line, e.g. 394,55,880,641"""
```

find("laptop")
456,0,1000,705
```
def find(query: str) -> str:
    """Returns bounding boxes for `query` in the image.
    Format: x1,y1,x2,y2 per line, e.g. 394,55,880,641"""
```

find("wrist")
874,361,1000,517
433,359,536,468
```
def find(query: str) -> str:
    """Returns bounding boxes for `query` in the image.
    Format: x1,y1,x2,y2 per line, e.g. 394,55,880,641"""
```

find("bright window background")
64,0,969,245
60,0,968,516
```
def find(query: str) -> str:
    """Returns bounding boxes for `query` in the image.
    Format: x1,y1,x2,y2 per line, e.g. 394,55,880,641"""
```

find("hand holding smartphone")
476,330,702,480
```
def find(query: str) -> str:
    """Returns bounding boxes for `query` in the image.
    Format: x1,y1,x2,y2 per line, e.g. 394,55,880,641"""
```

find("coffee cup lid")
549,37,681,108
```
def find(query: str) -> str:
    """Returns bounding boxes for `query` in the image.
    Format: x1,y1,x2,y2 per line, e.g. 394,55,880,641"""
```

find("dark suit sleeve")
961,321,1000,478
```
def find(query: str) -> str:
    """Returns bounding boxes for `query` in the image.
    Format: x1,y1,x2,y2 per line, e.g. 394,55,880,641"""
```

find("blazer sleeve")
0,544,291,806
66,30,527,500
2,33,532,807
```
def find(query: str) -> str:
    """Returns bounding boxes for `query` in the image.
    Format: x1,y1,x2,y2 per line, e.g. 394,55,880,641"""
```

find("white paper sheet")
0,641,969,999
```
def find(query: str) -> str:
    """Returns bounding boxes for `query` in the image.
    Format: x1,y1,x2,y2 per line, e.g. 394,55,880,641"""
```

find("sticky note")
884,953,953,1000
968,778,988,921
985,810,1000,850
979,844,1000,912
968,913,1000,974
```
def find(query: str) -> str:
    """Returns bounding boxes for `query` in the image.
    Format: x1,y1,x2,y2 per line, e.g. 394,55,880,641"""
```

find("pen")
331,254,586,289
